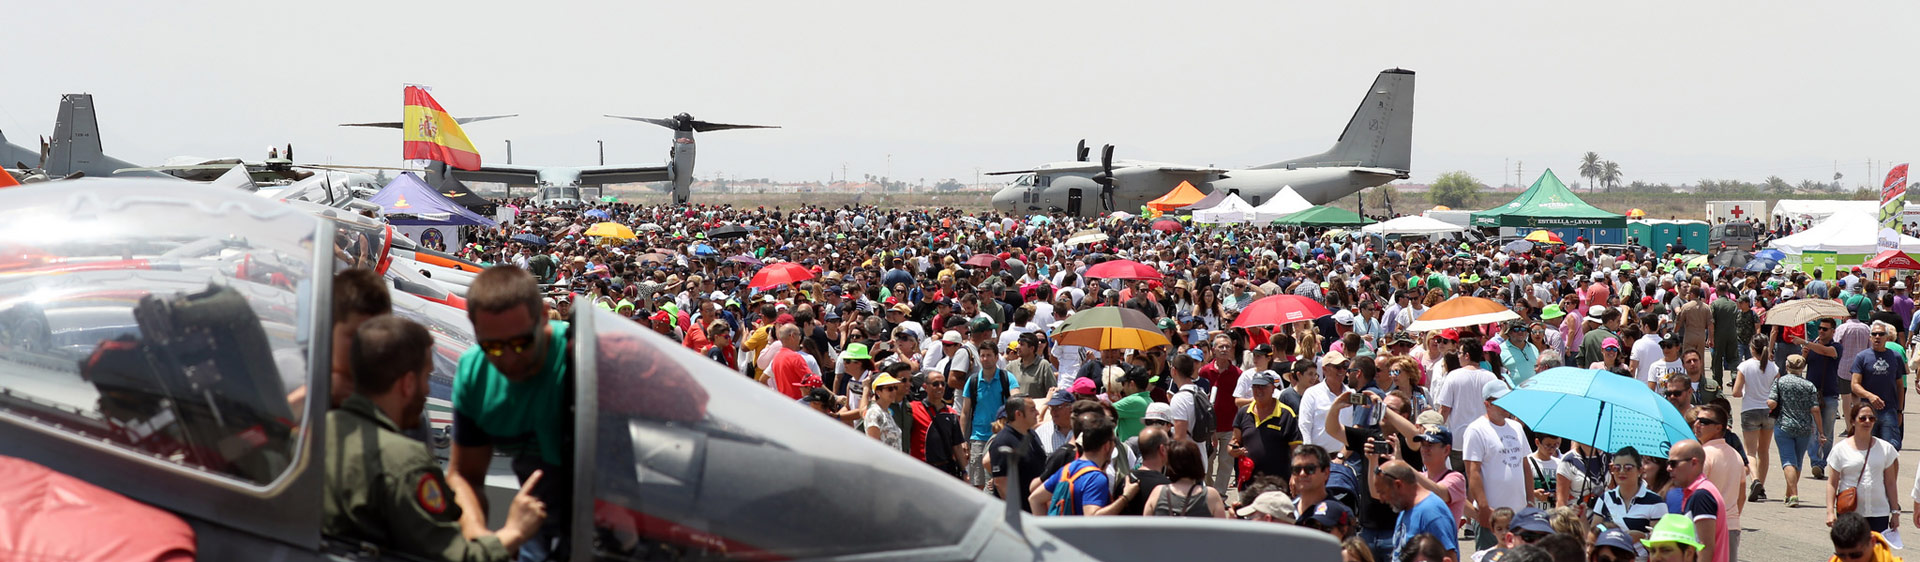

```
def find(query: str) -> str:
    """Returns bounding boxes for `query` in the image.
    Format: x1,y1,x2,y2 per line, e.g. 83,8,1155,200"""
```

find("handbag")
1837,443,1870,515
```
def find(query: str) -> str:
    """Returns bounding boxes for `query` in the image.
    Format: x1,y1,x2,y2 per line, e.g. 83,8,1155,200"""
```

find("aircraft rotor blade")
1076,139,1088,162
685,121,780,132
294,164,425,172
1094,144,1115,186
604,115,681,129
453,114,518,125
338,121,405,129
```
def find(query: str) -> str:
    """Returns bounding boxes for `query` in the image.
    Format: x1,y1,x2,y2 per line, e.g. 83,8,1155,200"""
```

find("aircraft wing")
985,162,1105,176
575,164,669,186
1155,165,1230,175
448,165,542,185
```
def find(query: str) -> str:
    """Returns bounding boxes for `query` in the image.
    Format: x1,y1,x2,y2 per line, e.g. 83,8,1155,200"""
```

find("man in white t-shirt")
1630,315,1665,386
1462,379,1533,551
1436,356,1499,439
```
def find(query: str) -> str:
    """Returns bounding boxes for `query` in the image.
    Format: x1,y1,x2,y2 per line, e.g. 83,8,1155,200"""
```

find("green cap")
840,343,872,361
1541,303,1565,320
1641,514,1704,550
1620,262,1635,271
1157,318,1177,330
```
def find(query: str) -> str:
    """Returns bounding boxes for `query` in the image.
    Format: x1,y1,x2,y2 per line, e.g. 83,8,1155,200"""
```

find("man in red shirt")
1198,334,1242,493
769,324,810,400
910,371,966,478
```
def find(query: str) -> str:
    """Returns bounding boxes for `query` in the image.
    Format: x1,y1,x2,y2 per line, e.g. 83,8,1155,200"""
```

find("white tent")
1193,193,1256,224
1250,185,1314,222
1363,215,1467,235
1767,210,1920,255
1771,200,1876,223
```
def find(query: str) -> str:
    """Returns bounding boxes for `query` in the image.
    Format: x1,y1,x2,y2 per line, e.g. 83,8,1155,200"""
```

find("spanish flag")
402,86,482,170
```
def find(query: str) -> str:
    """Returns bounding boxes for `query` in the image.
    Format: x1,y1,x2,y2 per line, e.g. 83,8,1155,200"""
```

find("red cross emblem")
1730,206,1744,218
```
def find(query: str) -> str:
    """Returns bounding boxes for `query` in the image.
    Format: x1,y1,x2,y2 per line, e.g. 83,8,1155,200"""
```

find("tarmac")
1730,401,1898,562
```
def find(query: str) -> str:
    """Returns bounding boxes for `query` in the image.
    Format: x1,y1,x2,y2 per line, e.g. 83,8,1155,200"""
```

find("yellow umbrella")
1524,230,1564,244
1051,307,1172,351
1627,208,1646,218
585,222,637,240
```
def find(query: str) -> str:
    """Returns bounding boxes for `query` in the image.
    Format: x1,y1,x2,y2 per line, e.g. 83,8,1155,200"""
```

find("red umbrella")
1150,217,1184,233
1864,249,1920,271
963,253,1000,268
1232,294,1333,328
749,262,814,289
1085,259,1162,280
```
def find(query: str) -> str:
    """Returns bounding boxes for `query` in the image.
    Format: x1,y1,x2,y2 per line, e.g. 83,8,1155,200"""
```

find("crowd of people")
340,197,1919,562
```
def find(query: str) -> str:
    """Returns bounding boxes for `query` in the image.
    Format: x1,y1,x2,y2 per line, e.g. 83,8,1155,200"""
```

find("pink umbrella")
749,262,814,290
1232,294,1333,328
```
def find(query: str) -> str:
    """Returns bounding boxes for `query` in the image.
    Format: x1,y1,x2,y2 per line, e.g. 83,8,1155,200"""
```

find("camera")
1367,437,1392,457
1348,392,1368,406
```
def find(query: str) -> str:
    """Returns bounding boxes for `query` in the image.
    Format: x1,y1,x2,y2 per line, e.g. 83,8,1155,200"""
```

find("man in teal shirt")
448,266,572,560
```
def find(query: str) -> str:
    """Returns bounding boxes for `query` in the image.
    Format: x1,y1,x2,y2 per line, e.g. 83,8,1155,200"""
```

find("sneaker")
1785,495,1800,507
1750,481,1767,502
1812,467,1827,480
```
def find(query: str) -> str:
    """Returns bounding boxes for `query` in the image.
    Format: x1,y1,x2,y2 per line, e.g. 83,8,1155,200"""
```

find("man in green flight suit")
324,315,548,561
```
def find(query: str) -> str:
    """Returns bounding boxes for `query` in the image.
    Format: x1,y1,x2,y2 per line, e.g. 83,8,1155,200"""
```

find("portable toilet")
1676,220,1709,253
1628,221,1654,250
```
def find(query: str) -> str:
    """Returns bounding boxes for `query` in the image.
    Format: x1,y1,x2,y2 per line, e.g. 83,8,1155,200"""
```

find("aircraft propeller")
1075,139,1089,162
604,113,780,133
1093,144,1116,187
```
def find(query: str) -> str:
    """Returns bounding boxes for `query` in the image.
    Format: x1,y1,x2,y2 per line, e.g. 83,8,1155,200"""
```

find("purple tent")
367,172,498,227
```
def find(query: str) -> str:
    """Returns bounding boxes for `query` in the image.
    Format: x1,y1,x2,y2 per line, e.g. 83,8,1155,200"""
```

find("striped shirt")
1593,485,1669,533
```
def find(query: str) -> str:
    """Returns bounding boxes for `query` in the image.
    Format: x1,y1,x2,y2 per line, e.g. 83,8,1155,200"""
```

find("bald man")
1668,440,1728,562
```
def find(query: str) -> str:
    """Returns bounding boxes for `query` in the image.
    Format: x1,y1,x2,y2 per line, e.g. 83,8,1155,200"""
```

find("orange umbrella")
1405,296,1521,332
1524,230,1564,245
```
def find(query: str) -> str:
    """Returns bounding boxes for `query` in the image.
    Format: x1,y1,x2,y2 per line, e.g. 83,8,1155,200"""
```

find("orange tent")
1145,181,1206,212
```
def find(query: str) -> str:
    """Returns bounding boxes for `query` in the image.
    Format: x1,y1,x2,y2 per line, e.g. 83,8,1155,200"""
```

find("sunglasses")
926,380,947,387
1663,390,1685,398
1857,415,1877,422
1873,332,1890,337
1666,458,1694,467
1693,418,1723,426
478,332,537,357
1608,463,1638,472
1291,464,1322,475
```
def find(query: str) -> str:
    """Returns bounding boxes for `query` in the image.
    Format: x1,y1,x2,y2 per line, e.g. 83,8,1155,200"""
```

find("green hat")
1157,318,1178,331
1458,242,1470,251
1541,303,1565,320
1462,273,1481,284
840,343,872,361
1641,514,1704,550
1620,262,1635,271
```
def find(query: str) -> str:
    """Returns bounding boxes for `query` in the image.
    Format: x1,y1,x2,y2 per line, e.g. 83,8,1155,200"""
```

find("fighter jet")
0,94,175,180
0,178,1337,560
990,68,1414,216
345,108,776,207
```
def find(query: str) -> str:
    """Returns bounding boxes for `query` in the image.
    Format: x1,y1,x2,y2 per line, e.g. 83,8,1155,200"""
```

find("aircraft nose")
990,188,1018,213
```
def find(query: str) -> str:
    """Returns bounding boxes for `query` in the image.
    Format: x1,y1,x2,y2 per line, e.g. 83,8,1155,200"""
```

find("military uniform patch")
416,473,448,514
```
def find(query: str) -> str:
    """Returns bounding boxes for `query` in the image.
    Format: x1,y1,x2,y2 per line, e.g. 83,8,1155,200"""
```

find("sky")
8,1,1919,189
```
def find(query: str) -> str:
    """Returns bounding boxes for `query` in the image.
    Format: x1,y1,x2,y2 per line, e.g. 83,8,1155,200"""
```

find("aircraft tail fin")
1258,69,1414,174
48,94,160,178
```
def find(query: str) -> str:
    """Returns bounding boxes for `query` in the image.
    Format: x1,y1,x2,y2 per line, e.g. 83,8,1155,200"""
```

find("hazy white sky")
8,1,1918,188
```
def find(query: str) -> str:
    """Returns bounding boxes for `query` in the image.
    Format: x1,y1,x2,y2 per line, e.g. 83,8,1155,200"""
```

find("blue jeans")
1813,396,1841,469
1360,526,1393,562
1775,428,1815,470
1877,408,1904,450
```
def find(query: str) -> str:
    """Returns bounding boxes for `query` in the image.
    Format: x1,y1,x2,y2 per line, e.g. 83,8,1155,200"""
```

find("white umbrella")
637,223,664,232
1063,228,1109,247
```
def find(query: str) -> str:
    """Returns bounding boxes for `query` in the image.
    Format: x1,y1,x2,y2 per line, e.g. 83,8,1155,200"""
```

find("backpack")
1048,463,1102,516
1180,385,1215,443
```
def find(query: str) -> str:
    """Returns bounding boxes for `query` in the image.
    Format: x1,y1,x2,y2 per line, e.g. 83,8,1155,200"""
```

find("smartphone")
1349,393,1367,406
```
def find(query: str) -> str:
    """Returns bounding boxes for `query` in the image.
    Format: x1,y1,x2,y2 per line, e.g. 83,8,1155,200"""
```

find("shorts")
1740,409,1774,432
1775,429,1814,470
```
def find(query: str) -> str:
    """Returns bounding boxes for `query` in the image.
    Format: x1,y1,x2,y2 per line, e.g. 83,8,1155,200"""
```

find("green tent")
1272,205,1368,226
1470,169,1624,228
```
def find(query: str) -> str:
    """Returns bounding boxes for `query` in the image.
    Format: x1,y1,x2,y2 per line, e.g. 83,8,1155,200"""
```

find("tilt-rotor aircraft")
343,91,776,207
990,68,1414,217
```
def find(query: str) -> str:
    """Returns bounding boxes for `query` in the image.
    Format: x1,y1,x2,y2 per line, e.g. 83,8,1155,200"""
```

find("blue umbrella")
1745,256,1778,272
511,233,547,246
585,208,611,220
1753,248,1786,262
1493,367,1693,457
692,243,718,257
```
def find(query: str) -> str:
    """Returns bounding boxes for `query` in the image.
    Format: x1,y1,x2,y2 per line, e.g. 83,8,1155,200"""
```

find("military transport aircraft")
345,112,776,207
989,68,1415,217
0,178,1336,561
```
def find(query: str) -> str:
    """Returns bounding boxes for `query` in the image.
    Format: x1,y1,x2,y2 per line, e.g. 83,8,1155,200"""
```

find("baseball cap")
1414,410,1446,427
776,313,795,325
1601,337,1621,350
890,303,911,314
792,374,825,388
1247,371,1280,386
1047,389,1075,407
1235,491,1297,520
969,317,996,334
1437,328,1460,341
1144,402,1173,423
1593,528,1639,555
1186,348,1205,361
941,330,964,344
1320,351,1350,368
1587,305,1607,317
872,373,905,388
1252,343,1275,356
1297,500,1353,528
1414,424,1453,446
1070,377,1098,395
1482,379,1512,401
1510,507,1554,534
822,310,842,321
1331,309,1355,326
1641,514,1705,550
1157,317,1178,331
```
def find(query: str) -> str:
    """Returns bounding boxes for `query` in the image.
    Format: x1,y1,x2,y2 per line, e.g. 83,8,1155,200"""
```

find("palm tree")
1579,152,1603,192
1600,161,1621,192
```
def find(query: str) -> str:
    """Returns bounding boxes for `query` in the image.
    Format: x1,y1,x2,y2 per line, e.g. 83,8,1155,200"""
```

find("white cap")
1588,305,1607,317
942,330,964,344
1332,309,1355,326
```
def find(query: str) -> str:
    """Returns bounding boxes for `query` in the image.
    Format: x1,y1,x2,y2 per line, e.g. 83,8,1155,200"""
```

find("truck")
1705,200,1766,224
